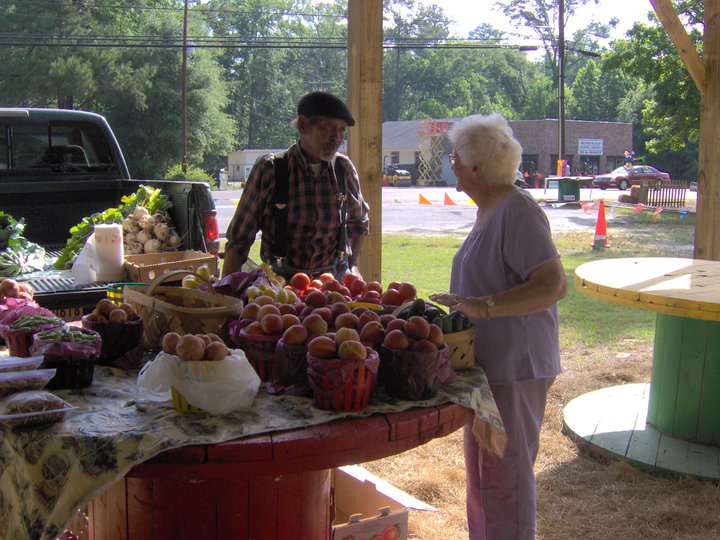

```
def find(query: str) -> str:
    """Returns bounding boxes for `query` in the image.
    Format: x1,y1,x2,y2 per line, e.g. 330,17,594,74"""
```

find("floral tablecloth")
0,356,504,540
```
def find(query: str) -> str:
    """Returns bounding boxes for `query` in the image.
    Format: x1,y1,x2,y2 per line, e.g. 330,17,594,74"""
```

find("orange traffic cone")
444,192,456,205
419,194,432,205
592,200,609,250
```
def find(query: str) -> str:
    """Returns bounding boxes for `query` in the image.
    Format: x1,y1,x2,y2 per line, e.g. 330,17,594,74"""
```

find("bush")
164,164,216,188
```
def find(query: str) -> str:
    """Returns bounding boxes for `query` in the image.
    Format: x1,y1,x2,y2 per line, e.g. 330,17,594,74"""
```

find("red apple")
381,288,403,306
342,273,359,288
349,278,367,297
364,281,383,294
397,282,417,302
290,272,311,291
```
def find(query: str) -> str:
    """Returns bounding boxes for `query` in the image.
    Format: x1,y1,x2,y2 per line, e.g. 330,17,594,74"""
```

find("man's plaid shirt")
225,143,369,270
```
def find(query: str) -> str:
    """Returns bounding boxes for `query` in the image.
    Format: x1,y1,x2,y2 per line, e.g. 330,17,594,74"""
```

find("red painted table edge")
129,402,473,479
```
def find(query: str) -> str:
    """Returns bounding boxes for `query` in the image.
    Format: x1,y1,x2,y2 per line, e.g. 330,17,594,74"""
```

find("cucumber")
441,316,453,333
408,298,426,318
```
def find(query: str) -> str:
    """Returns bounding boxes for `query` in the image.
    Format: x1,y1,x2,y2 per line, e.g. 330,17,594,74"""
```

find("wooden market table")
569,257,720,479
88,402,473,540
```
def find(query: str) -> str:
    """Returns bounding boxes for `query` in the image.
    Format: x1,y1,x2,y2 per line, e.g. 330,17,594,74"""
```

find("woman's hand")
430,293,488,319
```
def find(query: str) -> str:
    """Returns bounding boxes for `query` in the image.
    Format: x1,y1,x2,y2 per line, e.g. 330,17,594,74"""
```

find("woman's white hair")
448,114,523,186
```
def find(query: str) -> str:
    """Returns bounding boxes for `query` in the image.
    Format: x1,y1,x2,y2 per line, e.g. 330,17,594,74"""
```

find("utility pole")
181,0,189,175
558,0,566,170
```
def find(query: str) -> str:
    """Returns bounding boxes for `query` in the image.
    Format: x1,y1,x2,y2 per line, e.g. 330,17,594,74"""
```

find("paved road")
213,186,697,237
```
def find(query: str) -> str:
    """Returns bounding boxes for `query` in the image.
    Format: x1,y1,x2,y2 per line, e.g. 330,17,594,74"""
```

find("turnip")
144,238,161,253
132,206,149,220
153,222,169,241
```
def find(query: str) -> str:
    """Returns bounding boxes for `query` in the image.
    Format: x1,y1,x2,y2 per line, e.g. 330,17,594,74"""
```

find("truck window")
0,128,7,170
0,120,120,175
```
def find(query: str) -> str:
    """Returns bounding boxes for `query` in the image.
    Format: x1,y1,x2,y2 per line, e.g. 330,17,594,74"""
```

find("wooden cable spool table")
88,402,473,540
570,257,720,479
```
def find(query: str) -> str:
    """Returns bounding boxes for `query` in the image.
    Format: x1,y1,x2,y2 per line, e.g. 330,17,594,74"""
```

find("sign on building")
578,138,604,155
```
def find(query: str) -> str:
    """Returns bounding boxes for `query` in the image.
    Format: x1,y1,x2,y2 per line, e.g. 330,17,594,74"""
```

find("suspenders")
271,153,347,267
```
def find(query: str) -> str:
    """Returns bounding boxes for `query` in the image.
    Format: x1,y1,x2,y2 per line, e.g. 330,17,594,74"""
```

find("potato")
108,309,128,324
119,302,138,321
96,298,116,318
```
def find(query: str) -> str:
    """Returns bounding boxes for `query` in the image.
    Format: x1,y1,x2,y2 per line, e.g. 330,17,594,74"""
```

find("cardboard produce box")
124,250,217,283
332,465,436,540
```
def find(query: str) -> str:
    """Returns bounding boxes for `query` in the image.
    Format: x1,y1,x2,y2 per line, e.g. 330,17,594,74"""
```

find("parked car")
593,165,671,190
515,170,528,188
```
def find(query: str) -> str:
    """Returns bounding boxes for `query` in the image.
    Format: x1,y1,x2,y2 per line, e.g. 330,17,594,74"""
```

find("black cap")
297,91,355,126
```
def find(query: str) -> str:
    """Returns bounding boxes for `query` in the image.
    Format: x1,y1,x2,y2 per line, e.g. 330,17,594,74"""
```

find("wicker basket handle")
390,300,415,317
146,269,215,296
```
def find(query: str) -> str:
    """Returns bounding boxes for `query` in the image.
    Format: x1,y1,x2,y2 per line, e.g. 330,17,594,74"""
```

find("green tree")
566,58,630,121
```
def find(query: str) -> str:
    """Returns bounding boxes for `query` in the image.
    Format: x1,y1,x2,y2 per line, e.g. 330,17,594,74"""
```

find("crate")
331,465,438,540
123,251,218,284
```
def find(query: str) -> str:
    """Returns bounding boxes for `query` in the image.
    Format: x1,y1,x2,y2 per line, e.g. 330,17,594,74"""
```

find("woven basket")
443,326,475,369
122,270,244,352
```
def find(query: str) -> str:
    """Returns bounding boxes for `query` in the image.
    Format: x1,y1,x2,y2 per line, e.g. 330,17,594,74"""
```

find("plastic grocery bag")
136,349,261,415
71,233,99,285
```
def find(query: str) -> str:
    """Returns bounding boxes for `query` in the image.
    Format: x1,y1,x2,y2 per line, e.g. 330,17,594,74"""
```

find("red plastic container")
228,321,280,382
4,324,64,358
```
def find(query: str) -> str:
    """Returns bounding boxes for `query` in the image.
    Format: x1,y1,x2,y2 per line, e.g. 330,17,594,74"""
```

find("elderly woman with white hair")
431,114,567,540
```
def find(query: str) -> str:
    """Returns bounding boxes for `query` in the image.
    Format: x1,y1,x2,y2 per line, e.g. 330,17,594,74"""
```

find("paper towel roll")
94,224,125,281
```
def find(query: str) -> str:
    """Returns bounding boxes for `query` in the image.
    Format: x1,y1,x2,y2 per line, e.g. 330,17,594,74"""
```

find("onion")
136,230,151,244
144,239,161,253
153,222,169,241
167,230,182,248
122,218,140,233
132,206,150,220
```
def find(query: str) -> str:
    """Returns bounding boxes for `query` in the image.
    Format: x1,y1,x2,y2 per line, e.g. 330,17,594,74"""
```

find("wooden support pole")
347,0,383,281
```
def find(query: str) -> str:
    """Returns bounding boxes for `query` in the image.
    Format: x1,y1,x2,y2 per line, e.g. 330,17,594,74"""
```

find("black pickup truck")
0,107,219,317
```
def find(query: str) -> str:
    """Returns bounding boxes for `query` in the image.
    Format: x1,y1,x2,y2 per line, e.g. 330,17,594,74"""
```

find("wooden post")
347,0,383,281
695,1,720,260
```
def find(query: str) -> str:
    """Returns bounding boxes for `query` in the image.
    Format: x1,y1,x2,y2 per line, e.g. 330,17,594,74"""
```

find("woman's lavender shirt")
450,189,562,383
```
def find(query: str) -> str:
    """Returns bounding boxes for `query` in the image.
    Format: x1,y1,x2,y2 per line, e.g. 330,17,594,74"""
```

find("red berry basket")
228,320,280,381
307,349,380,412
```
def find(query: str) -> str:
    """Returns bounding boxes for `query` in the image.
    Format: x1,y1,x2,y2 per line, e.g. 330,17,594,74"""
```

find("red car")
593,165,671,190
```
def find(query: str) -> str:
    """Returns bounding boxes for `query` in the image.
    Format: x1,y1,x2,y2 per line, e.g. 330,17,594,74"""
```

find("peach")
386,318,406,333
329,301,351,319
322,280,343,293
259,313,284,335
379,314,396,328
281,313,301,330
338,340,368,361
305,290,328,308
175,334,206,362
299,305,315,320
302,313,328,335
357,309,381,329
412,339,438,353
383,329,411,350
326,291,346,304
310,279,323,290
243,321,264,335
335,327,361,345
428,323,445,347
257,303,281,319
253,294,275,306
405,316,431,340
205,341,229,361
338,285,352,297
162,332,181,354
241,302,260,321
307,335,337,359
334,312,359,330
313,306,333,324
282,324,309,345
318,272,336,284
359,290,382,303
359,320,385,345
278,303,298,316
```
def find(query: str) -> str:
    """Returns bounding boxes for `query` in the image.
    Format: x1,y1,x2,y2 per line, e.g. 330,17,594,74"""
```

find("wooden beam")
347,0,383,281
651,0,705,91
694,0,720,260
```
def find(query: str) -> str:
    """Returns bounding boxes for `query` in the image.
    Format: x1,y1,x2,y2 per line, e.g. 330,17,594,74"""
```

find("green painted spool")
647,314,720,445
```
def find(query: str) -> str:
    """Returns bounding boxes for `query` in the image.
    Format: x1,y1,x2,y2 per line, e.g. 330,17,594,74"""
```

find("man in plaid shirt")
223,92,369,280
